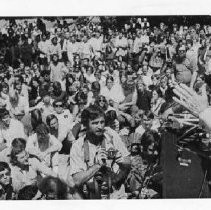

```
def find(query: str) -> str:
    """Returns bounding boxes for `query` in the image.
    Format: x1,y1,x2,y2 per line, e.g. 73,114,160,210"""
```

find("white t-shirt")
54,109,74,131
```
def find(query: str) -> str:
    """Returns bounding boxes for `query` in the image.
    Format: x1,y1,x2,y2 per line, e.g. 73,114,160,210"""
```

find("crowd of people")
0,16,211,199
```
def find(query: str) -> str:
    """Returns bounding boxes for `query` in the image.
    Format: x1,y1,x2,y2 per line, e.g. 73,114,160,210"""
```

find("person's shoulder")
10,118,23,127
71,135,85,152
104,127,120,140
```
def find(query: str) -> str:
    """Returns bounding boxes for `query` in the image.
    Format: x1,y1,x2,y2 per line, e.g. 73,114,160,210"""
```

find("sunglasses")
54,104,63,108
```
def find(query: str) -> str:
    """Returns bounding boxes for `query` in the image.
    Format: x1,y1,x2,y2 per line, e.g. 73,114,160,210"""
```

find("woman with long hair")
26,123,62,173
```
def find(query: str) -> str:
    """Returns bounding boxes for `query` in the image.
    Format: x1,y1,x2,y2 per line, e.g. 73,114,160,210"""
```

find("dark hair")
40,70,50,77
91,81,100,92
152,87,163,98
75,91,88,105
105,110,117,126
131,143,141,154
94,95,108,111
106,76,114,85
18,185,39,200
81,104,105,127
52,81,62,96
53,99,63,107
35,123,49,136
10,138,27,166
38,176,67,200
31,109,43,131
0,162,10,172
0,108,10,119
46,114,58,127
35,123,50,152
141,130,160,154
14,75,24,84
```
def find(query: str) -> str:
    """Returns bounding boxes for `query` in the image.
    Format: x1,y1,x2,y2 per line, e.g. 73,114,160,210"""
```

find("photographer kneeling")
68,105,131,199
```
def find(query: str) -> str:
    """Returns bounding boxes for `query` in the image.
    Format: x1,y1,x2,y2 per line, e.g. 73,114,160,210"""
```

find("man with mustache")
68,104,131,199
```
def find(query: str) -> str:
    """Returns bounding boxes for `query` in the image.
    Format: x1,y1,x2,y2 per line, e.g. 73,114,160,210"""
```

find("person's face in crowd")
120,75,127,83
137,80,145,92
95,32,100,39
24,66,30,75
196,24,200,30
178,49,186,58
127,65,133,72
52,55,58,63
205,39,210,47
119,32,123,39
50,118,59,131
2,86,8,94
165,68,172,78
83,59,89,66
94,72,101,80
32,80,39,88
75,55,80,63
16,150,29,166
137,31,141,38
33,64,38,71
71,36,76,43
160,78,167,89
108,65,114,74
134,111,143,125
43,95,51,106
142,65,148,75
132,33,136,40
14,80,22,91
160,23,164,30
131,144,140,156
42,35,46,41
83,36,88,43
52,37,57,45
186,42,192,50
88,116,105,137
121,62,126,70
54,102,63,114
98,96,106,108
0,168,11,186
152,90,159,101
142,115,152,130
86,68,92,76
107,79,114,90
64,32,69,40
20,63,25,70
147,142,158,156
190,28,196,35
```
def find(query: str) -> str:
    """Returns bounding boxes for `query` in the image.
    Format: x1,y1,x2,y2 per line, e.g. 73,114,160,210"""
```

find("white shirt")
54,109,74,131
101,84,125,104
0,119,26,147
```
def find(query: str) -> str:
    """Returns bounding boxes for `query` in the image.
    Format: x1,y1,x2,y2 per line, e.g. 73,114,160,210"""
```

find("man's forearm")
73,164,101,187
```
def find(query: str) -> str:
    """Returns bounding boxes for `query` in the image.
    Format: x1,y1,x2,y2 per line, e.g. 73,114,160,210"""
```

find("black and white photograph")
0,0,211,206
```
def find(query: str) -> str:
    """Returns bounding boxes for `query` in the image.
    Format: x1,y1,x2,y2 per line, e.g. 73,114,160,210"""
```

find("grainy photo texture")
0,16,211,200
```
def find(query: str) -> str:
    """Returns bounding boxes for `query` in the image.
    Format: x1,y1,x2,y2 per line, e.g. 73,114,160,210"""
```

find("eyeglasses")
54,104,63,108
99,99,106,102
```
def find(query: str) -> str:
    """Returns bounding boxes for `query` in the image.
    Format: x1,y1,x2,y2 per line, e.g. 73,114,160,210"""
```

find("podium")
161,131,211,198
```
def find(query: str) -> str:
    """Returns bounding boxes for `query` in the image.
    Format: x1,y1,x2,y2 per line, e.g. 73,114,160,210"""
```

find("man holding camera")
68,105,131,199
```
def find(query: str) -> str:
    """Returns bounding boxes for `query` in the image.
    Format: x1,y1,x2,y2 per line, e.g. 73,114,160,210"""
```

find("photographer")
68,104,131,199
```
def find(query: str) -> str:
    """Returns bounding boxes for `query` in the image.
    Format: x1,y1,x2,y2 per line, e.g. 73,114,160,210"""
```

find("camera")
107,148,117,160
